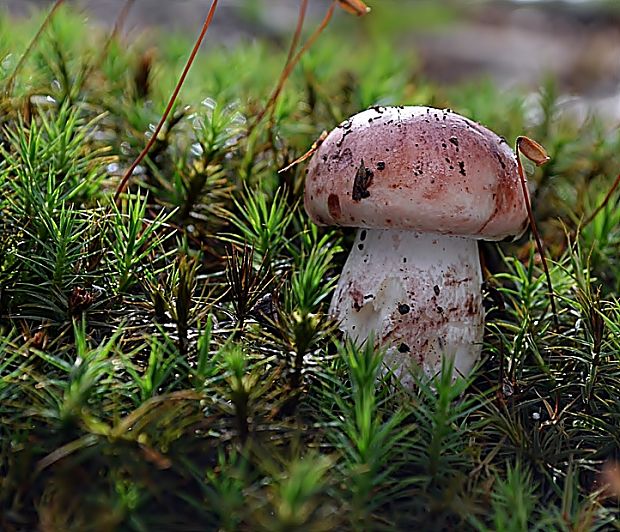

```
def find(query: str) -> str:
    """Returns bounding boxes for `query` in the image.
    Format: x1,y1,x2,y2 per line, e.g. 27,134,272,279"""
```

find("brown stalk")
67,0,136,100
109,0,136,40
278,129,328,173
581,172,620,229
516,136,559,329
114,0,220,203
285,0,310,71
4,0,66,97
92,0,136,71
249,0,337,134
264,0,309,128
246,0,309,134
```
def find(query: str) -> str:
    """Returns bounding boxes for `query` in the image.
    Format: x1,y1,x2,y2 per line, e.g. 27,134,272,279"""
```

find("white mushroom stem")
330,229,484,383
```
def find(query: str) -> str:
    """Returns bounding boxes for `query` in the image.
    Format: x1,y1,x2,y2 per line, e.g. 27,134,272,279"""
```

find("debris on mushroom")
304,106,529,385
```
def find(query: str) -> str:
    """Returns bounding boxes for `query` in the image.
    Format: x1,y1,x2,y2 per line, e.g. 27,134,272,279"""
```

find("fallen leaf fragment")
279,130,328,173
337,0,371,16
517,136,550,166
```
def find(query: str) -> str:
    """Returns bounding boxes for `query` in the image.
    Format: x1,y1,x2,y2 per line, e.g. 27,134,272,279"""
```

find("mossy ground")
1,3,620,530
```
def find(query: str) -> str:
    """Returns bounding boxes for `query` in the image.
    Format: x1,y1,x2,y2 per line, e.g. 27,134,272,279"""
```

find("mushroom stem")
330,229,484,383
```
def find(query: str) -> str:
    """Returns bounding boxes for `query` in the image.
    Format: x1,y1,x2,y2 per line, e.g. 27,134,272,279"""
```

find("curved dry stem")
76,0,136,93
247,0,310,134
264,0,309,127
99,0,136,63
3,0,66,97
114,0,220,203
286,0,310,68
582,172,620,229
516,136,559,329
279,130,328,173
249,1,336,134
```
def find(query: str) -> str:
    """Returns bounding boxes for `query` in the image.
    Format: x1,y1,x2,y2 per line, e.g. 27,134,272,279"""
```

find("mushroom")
304,106,528,385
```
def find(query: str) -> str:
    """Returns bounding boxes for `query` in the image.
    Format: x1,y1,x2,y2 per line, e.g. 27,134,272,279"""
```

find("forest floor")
1,2,620,530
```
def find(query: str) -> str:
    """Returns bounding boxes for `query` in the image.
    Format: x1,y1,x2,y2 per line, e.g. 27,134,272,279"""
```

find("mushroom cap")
304,106,528,240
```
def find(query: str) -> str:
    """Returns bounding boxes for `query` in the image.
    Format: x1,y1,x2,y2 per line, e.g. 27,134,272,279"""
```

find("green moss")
1,3,620,530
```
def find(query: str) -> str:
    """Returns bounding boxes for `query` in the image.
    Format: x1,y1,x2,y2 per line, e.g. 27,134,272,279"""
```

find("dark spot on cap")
449,136,459,147
458,161,466,176
398,343,410,353
437,306,444,313
327,194,341,219
433,285,440,296
360,229,367,241
376,161,386,171
398,303,410,315
358,244,364,251
352,159,374,201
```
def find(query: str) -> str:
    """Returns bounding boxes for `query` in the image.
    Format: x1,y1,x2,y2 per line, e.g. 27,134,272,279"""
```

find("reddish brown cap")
304,106,528,240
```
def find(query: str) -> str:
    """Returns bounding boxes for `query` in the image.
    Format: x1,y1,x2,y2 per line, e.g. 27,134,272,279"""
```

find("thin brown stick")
249,0,336,133
278,130,328,173
114,0,220,203
516,137,559,328
98,0,136,65
247,0,309,134
582,172,620,229
110,0,136,40
265,0,309,126
273,2,336,101
285,0,309,69
4,0,66,97
74,0,135,97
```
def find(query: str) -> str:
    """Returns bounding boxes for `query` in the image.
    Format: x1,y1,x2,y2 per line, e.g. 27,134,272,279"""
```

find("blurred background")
2,0,620,119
